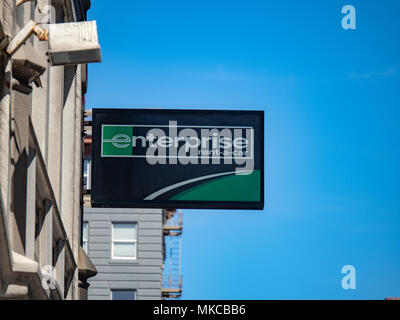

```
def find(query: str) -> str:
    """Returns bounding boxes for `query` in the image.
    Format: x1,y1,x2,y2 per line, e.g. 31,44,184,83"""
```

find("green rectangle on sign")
102,126,133,156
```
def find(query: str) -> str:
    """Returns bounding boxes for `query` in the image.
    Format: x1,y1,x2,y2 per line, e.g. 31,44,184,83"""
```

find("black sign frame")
91,108,265,210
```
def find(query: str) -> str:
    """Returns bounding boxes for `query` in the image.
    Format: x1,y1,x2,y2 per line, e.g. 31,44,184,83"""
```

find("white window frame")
82,221,88,254
111,223,137,260
83,159,91,190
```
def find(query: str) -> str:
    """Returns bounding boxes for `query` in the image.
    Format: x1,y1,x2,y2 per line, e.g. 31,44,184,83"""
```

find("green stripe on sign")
102,125,133,156
170,170,261,202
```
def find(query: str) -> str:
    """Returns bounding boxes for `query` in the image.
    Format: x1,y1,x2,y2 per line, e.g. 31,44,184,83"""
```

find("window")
111,290,136,300
111,223,137,259
83,159,91,190
82,222,88,254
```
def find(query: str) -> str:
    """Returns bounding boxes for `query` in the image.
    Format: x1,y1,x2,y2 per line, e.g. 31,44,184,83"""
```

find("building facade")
84,207,165,300
83,134,183,300
0,0,96,300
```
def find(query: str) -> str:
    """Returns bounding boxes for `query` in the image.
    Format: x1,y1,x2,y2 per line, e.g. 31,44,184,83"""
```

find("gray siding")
84,208,163,300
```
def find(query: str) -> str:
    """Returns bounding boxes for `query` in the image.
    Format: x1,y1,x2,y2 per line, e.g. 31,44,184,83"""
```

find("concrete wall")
84,208,163,300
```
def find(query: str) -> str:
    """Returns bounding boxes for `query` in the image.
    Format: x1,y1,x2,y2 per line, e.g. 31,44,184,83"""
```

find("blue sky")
87,1,400,299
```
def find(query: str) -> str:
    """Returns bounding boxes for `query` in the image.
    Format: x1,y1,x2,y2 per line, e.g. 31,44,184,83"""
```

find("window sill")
108,259,139,265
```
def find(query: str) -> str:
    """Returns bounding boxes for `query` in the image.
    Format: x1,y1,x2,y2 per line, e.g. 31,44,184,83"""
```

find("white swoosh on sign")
144,170,253,201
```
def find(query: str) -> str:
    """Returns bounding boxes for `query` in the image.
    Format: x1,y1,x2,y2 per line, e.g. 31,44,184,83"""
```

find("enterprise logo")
101,122,255,174
103,134,131,149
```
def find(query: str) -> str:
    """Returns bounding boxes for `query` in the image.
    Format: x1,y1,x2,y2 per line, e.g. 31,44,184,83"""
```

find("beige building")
0,0,97,299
